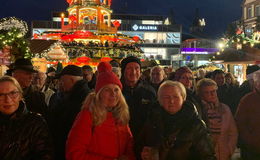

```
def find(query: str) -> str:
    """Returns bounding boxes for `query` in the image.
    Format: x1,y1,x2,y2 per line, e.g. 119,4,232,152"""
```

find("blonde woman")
66,62,135,160
0,76,53,159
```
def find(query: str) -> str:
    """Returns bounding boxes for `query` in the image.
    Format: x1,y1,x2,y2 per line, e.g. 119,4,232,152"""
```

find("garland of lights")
0,17,28,36
0,17,31,60
222,31,260,50
37,42,142,62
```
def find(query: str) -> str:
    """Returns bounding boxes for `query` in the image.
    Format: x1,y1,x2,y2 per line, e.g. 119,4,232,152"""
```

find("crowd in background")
0,56,260,160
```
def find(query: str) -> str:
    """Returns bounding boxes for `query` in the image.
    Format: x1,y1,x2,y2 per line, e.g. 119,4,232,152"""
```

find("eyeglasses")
0,91,20,101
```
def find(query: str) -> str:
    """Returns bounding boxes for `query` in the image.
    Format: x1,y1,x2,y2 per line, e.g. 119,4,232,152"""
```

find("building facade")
32,12,181,65
111,14,181,62
242,0,260,34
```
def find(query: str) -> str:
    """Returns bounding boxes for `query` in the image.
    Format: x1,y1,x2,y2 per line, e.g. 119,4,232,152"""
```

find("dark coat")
121,80,156,139
217,83,239,114
23,85,48,118
186,88,204,119
138,102,216,160
49,79,90,160
0,102,54,160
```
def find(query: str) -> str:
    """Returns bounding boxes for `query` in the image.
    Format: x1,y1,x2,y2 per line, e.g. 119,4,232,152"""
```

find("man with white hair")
33,71,55,106
235,71,260,160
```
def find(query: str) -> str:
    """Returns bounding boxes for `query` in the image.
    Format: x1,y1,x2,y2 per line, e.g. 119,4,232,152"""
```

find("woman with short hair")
66,62,135,160
196,78,238,160
138,80,216,160
0,76,54,160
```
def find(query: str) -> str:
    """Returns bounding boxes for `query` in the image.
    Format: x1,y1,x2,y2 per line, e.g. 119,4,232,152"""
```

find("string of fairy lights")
219,31,260,52
0,17,31,60
34,41,143,62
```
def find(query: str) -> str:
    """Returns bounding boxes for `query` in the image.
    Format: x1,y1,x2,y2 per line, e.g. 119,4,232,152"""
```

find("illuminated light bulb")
237,44,242,50
17,33,23,38
243,41,247,44
216,52,220,55
218,42,224,48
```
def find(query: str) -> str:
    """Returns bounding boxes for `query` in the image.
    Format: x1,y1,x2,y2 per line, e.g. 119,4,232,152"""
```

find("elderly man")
149,66,165,92
82,65,96,90
33,71,55,106
49,65,90,160
11,58,48,117
235,71,260,160
120,56,156,140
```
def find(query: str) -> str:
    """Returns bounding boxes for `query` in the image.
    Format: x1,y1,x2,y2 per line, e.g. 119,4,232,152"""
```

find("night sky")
0,0,242,38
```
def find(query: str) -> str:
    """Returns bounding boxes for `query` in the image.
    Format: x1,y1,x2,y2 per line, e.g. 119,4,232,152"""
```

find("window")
256,5,260,16
248,7,252,18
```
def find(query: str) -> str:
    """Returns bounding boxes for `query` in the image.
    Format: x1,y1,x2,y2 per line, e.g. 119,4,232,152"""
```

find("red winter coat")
66,109,135,160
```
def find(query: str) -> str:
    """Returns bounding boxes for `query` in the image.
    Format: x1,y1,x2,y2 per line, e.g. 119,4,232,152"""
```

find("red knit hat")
174,66,192,81
95,62,122,93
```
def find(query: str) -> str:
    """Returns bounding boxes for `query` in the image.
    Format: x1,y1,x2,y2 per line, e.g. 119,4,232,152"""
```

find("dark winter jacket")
217,83,238,114
121,80,156,139
0,102,54,160
138,101,216,160
49,79,90,160
186,88,203,119
23,85,48,118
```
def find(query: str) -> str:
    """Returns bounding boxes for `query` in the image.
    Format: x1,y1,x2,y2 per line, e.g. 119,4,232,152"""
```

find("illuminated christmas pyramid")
32,0,143,65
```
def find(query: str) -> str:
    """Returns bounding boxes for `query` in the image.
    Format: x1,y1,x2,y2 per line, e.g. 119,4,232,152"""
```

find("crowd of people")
0,56,260,160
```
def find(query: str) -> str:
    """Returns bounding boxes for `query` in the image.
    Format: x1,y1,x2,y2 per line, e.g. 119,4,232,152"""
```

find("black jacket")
49,79,90,160
122,80,156,139
138,101,216,160
23,85,48,118
0,102,54,160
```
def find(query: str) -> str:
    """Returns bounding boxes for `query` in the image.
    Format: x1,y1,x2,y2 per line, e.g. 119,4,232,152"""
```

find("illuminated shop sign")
132,24,158,31
181,48,219,55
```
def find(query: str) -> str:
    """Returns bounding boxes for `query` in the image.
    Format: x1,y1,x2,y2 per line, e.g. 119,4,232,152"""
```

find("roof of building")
29,39,58,54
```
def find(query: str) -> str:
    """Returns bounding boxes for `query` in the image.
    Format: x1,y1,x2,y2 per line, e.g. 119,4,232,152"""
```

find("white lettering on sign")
132,24,158,31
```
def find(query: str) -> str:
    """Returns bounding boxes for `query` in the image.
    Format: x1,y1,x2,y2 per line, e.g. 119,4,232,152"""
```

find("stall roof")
29,39,58,54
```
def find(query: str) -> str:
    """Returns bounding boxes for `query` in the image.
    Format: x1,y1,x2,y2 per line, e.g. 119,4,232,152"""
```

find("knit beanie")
120,56,141,75
95,62,122,93
174,66,192,81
